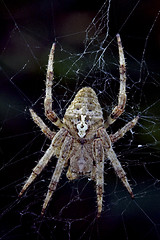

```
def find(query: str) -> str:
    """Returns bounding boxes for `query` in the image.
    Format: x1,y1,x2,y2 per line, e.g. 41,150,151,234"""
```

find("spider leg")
19,128,68,197
44,43,64,128
30,109,56,140
107,147,134,198
105,34,126,128
110,116,139,143
93,138,104,218
19,142,55,197
41,135,73,216
98,127,133,198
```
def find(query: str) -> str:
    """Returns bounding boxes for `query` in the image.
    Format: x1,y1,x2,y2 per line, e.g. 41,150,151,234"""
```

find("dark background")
0,0,160,239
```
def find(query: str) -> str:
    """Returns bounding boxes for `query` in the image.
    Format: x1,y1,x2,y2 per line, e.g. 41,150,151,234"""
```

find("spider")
19,34,139,217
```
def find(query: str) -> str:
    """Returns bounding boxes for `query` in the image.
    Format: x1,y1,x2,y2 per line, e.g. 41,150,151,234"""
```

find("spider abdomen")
63,87,104,139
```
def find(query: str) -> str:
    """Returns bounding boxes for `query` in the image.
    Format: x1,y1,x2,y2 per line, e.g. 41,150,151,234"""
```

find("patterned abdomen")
63,87,104,138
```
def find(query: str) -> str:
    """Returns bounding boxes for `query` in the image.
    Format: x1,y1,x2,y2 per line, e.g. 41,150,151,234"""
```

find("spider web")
0,0,160,239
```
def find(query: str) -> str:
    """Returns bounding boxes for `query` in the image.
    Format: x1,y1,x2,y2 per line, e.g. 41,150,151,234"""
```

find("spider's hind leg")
19,142,55,197
19,128,68,198
41,134,73,216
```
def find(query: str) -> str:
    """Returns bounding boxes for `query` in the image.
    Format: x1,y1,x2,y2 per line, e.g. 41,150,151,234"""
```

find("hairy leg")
44,43,63,128
110,116,139,143
105,34,127,128
19,142,55,197
98,127,133,198
19,128,68,197
30,109,56,140
107,147,134,198
93,139,104,217
41,135,73,215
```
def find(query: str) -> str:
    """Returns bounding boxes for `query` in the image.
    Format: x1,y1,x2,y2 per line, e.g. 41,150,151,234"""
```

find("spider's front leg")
93,138,104,218
41,134,73,216
105,34,127,128
44,43,63,128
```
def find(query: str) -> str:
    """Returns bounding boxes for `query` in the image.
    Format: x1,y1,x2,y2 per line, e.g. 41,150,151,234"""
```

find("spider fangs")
19,34,139,217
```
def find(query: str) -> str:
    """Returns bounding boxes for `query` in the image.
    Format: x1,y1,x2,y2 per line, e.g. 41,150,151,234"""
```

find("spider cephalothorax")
19,34,138,217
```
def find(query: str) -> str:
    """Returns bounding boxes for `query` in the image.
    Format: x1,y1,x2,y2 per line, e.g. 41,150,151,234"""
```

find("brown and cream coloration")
19,34,138,217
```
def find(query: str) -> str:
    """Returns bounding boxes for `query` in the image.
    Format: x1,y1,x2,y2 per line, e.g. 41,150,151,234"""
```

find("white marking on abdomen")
77,115,88,138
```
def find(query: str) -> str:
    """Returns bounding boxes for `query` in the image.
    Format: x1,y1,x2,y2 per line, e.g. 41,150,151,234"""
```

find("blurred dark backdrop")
0,0,160,240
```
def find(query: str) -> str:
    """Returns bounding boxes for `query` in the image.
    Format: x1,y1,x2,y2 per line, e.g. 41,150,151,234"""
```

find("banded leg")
19,128,68,197
30,109,55,140
98,127,133,198
107,147,134,198
105,34,127,128
110,116,139,143
41,135,73,215
19,142,55,197
44,43,63,128
93,139,104,218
